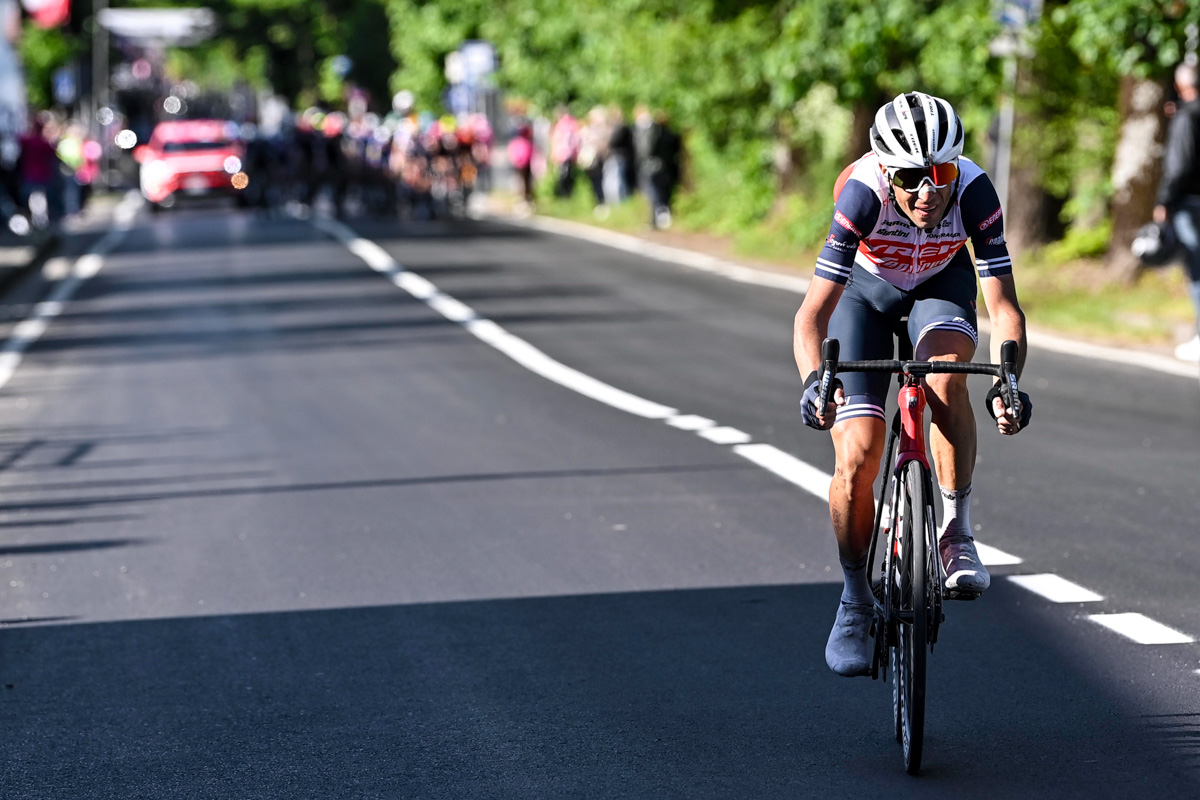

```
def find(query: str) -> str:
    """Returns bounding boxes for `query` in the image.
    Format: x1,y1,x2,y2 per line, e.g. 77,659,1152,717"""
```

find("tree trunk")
1106,75,1168,283
844,94,886,166
1005,60,1061,254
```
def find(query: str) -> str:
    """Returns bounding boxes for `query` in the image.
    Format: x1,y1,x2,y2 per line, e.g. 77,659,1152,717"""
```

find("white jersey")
817,155,1012,292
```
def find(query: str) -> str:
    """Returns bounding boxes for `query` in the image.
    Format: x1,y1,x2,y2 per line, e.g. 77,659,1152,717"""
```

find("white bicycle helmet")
871,92,964,170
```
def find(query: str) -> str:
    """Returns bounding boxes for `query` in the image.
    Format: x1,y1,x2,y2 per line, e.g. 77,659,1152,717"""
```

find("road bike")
817,336,1022,775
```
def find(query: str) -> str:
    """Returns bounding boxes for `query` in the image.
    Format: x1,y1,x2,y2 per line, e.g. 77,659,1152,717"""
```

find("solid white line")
325,216,1200,663
427,293,476,323
465,318,677,419
510,213,1198,381
316,217,679,421
1007,573,1104,603
322,222,1036,571
732,443,831,499
1089,613,1194,645
513,215,812,294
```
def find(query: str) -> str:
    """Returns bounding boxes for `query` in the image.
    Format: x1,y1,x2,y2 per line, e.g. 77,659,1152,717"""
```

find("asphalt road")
0,199,1197,797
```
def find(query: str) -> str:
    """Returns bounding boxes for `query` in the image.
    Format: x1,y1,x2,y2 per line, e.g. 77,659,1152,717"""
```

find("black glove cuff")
983,381,1003,419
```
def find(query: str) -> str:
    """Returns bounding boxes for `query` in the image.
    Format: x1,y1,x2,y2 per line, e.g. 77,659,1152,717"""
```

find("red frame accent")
895,381,930,470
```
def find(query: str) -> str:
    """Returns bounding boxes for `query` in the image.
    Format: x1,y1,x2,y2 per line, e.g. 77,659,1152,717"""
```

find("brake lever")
999,339,1020,419
819,338,840,410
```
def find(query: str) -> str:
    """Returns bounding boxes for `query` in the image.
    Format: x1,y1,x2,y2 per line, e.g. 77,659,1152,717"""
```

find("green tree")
1055,0,1200,279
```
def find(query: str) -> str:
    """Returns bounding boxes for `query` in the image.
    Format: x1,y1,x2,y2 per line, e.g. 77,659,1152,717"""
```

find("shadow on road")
0,584,1192,798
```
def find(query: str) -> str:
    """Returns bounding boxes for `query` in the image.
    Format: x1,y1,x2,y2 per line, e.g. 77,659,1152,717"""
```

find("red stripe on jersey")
834,210,864,238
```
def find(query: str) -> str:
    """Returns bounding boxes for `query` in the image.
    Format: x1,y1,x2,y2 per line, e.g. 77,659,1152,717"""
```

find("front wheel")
893,460,929,775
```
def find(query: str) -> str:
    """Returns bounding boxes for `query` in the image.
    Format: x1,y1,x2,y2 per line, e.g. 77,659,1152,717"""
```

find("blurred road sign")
97,8,218,45
995,0,1042,29
460,40,496,84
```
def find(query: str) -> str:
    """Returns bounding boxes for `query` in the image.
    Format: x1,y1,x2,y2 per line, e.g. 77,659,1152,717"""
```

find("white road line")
321,218,1195,649
0,192,140,390
1008,574,1104,603
1089,613,1195,645
975,542,1024,566
514,215,812,294
698,426,752,445
732,443,832,499
666,414,716,431
507,213,1198,382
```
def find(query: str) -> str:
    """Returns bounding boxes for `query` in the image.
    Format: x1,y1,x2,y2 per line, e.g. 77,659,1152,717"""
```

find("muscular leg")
915,329,976,492
916,328,991,593
824,416,885,677
829,417,886,561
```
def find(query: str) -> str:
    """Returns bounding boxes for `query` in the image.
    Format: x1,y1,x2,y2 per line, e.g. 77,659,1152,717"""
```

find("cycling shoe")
824,601,873,677
940,532,991,596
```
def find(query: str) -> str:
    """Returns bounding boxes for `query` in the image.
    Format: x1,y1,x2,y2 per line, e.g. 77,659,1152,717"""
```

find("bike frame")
895,380,929,472
815,336,1021,775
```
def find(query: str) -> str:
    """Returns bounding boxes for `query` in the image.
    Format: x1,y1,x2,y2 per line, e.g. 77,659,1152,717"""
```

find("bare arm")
979,273,1027,374
979,273,1028,433
793,277,846,379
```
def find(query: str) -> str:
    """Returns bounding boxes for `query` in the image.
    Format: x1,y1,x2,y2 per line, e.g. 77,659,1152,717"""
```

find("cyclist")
793,92,1032,677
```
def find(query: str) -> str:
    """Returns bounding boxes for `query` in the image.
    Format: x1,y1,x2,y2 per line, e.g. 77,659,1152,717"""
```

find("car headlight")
143,160,173,186
224,156,242,174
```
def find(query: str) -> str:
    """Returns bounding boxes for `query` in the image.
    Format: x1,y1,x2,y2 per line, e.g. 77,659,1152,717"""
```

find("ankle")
839,556,874,606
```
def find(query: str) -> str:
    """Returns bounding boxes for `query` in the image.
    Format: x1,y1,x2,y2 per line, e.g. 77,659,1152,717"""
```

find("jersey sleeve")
815,179,881,284
960,173,1012,279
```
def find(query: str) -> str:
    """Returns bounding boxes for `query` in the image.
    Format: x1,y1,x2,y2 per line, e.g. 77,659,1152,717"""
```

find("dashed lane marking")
0,192,140,390
976,542,1024,566
666,414,716,431
698,426,752,445
1089,613,1194,645
317,217,1194,650
1007,574,1104,603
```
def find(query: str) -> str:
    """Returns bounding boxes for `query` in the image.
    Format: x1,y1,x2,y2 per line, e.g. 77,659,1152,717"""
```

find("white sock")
938,484,972,539
839,556,874,606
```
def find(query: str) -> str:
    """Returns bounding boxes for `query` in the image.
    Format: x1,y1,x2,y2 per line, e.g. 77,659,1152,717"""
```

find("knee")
925,372,969,415
833,439,883,498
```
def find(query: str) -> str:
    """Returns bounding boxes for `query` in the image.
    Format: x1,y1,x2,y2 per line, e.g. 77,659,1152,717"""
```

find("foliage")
19,24,80,110
1054,0,1200,78
28,0,397,113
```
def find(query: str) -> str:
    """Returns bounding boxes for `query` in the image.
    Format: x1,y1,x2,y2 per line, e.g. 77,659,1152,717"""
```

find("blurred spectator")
605,106,634,205
507,119,535,208
634,106,683,229
466,112,494,193
18,115,62,228
54,121,87,215
1154,61,1200,365
550,105,581,198
579,105,612,213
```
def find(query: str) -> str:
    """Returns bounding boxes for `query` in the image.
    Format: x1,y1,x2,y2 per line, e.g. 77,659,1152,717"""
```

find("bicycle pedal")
945,589,981,601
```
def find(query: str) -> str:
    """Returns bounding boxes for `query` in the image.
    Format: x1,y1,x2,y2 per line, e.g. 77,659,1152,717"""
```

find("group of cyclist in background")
237,102,495,222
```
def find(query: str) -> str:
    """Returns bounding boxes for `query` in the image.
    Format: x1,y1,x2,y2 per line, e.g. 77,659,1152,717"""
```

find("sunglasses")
889,160,959,191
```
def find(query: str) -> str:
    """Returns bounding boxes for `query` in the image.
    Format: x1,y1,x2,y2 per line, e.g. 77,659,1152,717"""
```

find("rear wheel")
894,461,929,775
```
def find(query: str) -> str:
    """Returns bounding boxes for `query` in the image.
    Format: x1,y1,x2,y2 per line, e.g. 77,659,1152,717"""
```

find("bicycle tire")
896,460,928,775
888,464,905,745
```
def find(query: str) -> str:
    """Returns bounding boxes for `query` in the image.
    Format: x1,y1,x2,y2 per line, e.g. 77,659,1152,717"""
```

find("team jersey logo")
835,210,863,238
860,237,968,274
979,207,1002,231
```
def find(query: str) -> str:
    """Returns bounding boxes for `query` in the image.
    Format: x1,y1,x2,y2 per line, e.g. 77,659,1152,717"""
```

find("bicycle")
816,336,1022,775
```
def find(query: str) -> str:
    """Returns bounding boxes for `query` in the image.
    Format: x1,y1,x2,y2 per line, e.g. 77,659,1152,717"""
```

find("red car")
134,120,247,210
